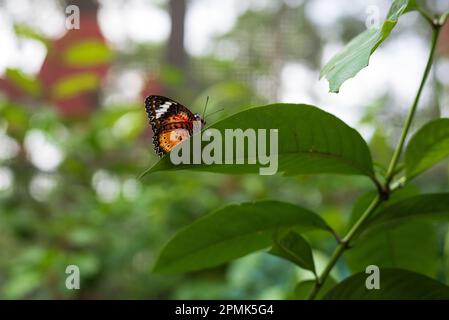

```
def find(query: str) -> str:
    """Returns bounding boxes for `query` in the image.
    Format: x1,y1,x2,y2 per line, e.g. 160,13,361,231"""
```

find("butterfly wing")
145,95,196,156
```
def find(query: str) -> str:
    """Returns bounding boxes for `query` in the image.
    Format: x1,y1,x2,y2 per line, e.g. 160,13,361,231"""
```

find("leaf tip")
152,259,169,274
329,87,340,94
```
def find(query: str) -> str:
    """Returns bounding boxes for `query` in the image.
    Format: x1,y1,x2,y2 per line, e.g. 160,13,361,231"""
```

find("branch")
307,21,442,300
385,24,441,183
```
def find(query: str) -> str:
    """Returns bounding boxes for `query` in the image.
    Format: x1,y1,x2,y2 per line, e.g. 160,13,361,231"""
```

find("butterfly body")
145,95,205,156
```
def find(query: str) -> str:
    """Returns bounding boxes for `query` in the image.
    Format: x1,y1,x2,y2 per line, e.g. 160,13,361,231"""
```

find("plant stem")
385,25,441,183
307,195,381,300
307,23,442,301
416,7,434,26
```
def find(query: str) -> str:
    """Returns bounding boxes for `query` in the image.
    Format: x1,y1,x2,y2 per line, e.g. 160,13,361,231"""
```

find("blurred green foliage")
0,0,448,299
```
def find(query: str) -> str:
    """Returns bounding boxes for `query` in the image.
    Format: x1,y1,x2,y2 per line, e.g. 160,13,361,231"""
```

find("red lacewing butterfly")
144,95,206,156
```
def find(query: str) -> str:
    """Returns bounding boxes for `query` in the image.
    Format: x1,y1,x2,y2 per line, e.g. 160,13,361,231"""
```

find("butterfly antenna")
202,96,210,119
204,108,225,120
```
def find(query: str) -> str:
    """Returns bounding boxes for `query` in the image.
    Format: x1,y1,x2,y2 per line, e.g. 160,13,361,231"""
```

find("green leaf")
325,268,449,300
362,193,449,234
346,221,438,277
320,0,414,93
2,271,42,299
349,191,443,277
51,73,101,99
63,41,113,67
292,277,337,300
143,104,375,179
153,201,334,274
348,184,419,230
269,231,315,273
405,118,449,179
13,24,50,47
404,0,419,12
5,68,42,97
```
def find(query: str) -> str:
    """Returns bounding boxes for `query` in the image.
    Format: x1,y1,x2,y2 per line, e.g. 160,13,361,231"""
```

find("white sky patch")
99,0,170,46
305,0,389,27
24,129,64,172
4,0,65,38
186,0,241,56
280,30,428,141
0,11,48,75
327,36,425,117
426,0,449,13
378,34,430,108
305,0,391,42
436,58,449,86
280,62,316,105
0,0,63,75
0,12,14,76
12,40,47,75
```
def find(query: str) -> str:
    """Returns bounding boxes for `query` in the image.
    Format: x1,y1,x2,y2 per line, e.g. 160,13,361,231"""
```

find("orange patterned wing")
156,124,192,154
145,95,196,156
161,111,192,126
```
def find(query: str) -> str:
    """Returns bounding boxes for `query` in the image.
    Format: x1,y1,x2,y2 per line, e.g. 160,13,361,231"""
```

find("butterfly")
145,95,206,156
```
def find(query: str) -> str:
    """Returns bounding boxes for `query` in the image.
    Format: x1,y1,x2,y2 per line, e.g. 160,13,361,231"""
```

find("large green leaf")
362,193,449,234
320,0,414,93
348,192,444,277
325,268,449,300
153,201,333,274
405,118,449,179
269,231,315,273
346,221,438,277
143,104,375,179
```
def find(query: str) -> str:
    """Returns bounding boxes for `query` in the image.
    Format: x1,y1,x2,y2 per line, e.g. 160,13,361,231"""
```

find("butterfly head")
194,113,206,127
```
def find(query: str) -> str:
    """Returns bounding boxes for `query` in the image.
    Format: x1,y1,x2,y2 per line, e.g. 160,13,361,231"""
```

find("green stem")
385,25,441,183
307,22,442,301
307,195,381,300
416,7,434,26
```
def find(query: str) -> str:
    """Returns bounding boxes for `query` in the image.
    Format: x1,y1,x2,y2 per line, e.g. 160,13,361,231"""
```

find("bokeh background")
0,0,448,299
